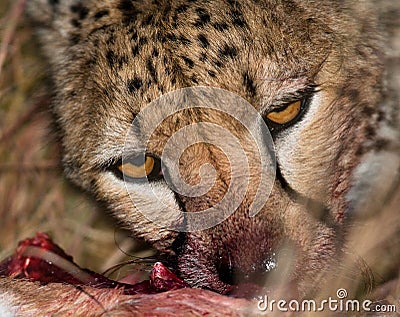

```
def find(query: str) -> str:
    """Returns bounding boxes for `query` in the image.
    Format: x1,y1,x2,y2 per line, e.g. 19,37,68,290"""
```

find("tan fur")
1,0,399,315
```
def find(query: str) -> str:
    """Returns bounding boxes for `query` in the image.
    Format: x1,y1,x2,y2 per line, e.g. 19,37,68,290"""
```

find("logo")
122,86,276,231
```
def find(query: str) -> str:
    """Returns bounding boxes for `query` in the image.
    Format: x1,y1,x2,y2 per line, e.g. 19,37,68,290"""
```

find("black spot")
213,22,229,31
138,36,148,46
362,106,376,116
227,0,241,8
194,8,211,27
71,18,81,28
243,71,256,97
162,4,172,16
132,45,140,56
102,87,112,99
146,58,158,82
70,3,89,20
106,51,127,69
365,125,376,138
142,14,155,26
130,30,139,41
214,60,223,68
374,139,389,151
166,33,178,42
69,90,77,97
198,34,209,48
377,110,386,122
218,44,238,59
119,56,128,68
231,9,247,27
106,50,115,68
355,146,365,156
208,70,216,77
118,0,141,23
152,48,159,57
131,36,147,56
118,0,135,12
127,77,143,93
176,4,189,13
69,34,81,45
48,0,59,5
85,58,96,68
190,76,199,84
182,56,195,68
107,34,115,45
199,52,207,62
94,10,109,20
157,32,167,43
179,36,191,46
158,84,165,93
346,88,360,103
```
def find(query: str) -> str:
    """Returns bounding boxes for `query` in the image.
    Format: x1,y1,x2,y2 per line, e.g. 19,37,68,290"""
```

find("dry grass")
0,1,154,278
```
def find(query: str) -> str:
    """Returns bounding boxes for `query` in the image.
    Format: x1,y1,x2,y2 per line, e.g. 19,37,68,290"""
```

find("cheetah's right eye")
266,100,302,125
115,154,163,181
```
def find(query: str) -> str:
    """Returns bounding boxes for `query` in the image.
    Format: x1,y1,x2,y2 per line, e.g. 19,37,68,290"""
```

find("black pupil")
130,156,146,166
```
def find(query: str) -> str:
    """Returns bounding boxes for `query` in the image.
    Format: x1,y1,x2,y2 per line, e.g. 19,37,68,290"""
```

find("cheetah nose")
216,253,277,289
209,252,279,298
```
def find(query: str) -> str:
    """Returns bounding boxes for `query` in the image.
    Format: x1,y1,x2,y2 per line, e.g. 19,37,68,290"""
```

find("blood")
0,232,189,295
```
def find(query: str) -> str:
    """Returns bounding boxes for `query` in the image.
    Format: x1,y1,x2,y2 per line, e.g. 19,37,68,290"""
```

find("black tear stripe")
275,164,334,226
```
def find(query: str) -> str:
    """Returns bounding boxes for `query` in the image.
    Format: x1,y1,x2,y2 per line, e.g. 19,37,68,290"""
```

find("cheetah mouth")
0,232,281,299
0,232,189,295
167,234,284,298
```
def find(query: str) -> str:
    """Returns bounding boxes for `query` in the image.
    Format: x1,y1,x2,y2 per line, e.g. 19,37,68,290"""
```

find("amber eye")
266,100,302,125
118,155,161,180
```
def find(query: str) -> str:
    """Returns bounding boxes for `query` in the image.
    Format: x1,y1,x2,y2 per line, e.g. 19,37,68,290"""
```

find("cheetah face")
27,0,399,295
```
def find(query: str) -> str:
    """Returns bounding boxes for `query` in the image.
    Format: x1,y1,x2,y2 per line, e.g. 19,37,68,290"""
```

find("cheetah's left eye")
116,154,163,181
266,100,302,125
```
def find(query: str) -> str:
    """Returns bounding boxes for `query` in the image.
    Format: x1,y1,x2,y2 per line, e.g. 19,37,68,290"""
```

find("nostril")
171,232,187,256
216,255,235,285
216,254,277,289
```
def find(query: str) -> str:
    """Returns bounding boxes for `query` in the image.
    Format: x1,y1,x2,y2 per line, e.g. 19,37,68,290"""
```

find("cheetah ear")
25,0,76,66
26,0,63,27
26,0,120,50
